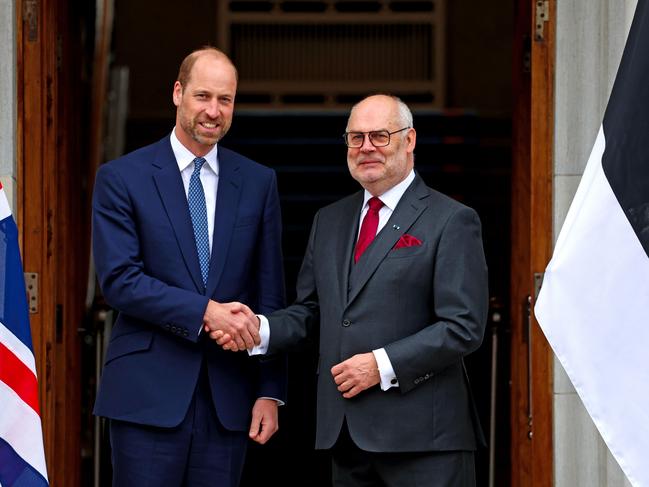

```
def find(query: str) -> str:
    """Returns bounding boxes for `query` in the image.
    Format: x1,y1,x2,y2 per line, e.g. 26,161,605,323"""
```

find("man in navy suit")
214,94,488,486
92,47,286,486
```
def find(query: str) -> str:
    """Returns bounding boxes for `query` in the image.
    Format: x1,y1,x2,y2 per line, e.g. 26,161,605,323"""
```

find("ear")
172,81,183,107
405,128,417,153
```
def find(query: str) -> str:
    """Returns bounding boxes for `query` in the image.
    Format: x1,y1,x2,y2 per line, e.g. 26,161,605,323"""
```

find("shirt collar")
362,169,416,211
170,127,219,175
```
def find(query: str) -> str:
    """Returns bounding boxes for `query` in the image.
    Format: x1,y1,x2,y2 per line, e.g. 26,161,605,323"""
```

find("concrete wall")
553,0,636,485
0,0,16,210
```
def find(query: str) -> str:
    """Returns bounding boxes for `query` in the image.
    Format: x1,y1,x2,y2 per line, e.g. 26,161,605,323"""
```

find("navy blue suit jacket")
92,135,286,430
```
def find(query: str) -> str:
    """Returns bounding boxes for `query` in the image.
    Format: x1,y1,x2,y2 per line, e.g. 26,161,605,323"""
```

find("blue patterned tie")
188,157,210,288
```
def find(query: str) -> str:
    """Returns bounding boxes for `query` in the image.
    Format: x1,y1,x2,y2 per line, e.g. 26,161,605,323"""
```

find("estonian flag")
0,182,49,486
535,1,649,486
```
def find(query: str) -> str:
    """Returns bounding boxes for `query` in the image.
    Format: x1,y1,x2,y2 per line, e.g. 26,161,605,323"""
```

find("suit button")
183,330,189,337
414,378,421,384
342,319,351,327
165,324,171,330
424,374,430,380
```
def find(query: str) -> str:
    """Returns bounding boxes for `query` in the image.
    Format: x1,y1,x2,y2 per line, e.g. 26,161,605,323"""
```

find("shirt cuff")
257,396,285,406
248,314,270,355
373,348,399,391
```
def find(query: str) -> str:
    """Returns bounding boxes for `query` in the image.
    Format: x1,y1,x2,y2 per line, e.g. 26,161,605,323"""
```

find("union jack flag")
0,181,49,486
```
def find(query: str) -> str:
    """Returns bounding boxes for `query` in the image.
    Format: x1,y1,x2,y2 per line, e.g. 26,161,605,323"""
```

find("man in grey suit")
212,94,488,486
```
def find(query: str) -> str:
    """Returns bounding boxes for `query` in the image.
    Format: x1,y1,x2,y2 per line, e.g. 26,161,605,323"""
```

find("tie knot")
193,157,206,173
368,197,384,212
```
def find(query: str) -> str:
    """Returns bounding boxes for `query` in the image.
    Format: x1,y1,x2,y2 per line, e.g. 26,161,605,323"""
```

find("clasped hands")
202,300,260,352
203,300,381,398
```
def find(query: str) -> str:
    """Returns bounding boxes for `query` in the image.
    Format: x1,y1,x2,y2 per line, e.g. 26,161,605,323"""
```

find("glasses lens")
345,132,364,147
369,131,390,147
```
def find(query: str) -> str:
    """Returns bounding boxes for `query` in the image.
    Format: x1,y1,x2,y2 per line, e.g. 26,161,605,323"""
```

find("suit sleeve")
92,163,209,341
384,206,489,393
266,211,321,354
254,170,288,400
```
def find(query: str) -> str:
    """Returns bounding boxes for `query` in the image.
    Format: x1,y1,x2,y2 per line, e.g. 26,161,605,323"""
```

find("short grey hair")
394,97,413,128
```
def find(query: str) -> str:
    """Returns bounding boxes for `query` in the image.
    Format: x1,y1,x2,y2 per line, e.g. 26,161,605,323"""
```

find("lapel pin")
392,224,401,230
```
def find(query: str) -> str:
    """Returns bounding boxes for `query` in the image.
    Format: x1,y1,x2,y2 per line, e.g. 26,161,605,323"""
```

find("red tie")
354,197,384,263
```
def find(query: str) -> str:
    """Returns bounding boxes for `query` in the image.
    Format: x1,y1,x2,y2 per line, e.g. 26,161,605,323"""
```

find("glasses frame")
342,126,411,148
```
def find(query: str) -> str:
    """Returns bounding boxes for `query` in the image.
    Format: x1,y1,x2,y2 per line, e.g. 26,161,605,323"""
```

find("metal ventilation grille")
218,1,445,108
232,24,434,82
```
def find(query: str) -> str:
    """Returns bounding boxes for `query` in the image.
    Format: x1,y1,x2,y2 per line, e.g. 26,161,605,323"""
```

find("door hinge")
24,272,39,314
535,0,550,42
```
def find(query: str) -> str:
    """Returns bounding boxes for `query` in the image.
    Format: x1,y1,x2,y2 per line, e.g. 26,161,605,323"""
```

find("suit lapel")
347,175,430,305
333,192,364,307
206,148,242,296
151,138,205,292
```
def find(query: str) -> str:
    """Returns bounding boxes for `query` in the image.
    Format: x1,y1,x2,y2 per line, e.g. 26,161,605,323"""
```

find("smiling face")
346,95,416,196
172,52,237,156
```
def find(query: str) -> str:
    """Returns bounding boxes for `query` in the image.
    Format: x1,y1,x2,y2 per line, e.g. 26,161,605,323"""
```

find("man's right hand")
202,300,260,351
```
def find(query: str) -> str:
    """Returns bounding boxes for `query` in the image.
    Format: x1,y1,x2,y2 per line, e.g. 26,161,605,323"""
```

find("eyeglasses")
342,127,411,148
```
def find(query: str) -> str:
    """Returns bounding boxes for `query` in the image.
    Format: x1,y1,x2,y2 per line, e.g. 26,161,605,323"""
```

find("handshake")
202,300,260,352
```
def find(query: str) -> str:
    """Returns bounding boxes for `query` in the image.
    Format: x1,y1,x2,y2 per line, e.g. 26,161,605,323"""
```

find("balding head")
347,94,413,132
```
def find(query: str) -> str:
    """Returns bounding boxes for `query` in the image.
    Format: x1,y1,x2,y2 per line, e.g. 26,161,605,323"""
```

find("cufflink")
390,378,397,385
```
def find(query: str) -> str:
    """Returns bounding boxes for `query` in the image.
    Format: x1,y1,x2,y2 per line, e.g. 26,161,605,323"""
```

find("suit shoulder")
101,137,168,173
426,187,479,218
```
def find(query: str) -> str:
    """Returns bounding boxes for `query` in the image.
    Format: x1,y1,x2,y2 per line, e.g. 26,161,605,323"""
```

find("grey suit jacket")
268,173,488,453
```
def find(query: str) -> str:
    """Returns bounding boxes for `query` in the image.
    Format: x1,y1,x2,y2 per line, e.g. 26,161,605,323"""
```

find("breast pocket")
385,242,428,259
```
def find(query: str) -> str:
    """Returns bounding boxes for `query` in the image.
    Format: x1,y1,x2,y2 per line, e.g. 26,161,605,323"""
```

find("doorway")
17,0,555,486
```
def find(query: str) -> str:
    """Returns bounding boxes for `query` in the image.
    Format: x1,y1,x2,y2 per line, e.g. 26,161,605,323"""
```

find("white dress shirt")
252,170,416,392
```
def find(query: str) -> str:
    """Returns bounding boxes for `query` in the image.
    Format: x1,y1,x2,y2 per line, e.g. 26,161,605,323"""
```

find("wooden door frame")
16,0,88,485
510,0,555,486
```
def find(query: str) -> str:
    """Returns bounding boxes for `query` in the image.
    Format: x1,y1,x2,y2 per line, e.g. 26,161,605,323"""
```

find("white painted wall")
553,0,637,485
0,0,16,211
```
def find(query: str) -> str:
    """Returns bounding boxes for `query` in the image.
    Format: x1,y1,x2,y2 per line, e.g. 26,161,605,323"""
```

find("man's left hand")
331,352,380,399
249,398,279,444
